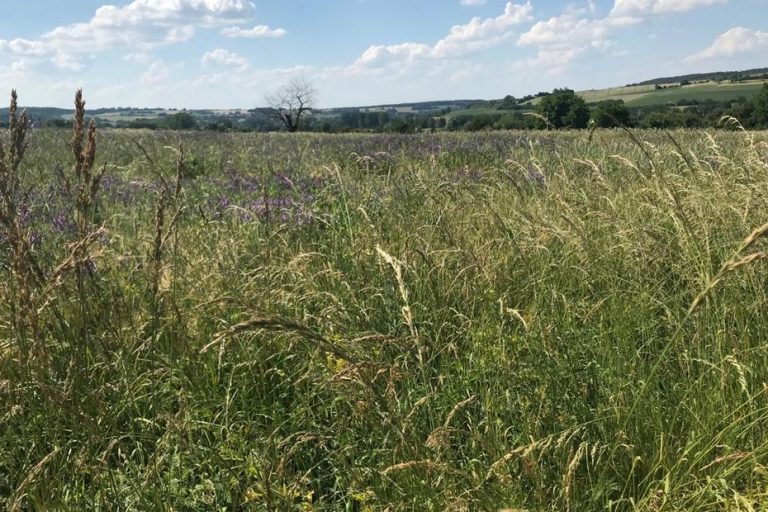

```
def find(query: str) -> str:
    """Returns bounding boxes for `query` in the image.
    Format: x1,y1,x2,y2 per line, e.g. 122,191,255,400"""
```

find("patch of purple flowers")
455,167,484,182
525,167,547,187
206,171,322,227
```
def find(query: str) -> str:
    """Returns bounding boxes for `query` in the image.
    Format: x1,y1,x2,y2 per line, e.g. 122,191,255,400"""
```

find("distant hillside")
0,66,765,129
0,106,261,129
573,79,767,107
0,106,172,124
315,100,483,118
631,67,768,86
0,107,72,124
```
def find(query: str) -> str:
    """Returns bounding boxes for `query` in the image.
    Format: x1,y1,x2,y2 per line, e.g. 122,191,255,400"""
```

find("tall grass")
1,91,768,510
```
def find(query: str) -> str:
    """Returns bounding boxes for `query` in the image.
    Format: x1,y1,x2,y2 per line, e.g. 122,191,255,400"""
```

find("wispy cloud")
611,0,726,16
0,0,262,71
202,48,249,70
514,0,725,72
222,25,287,38
354,2,533,69
686,27,768,61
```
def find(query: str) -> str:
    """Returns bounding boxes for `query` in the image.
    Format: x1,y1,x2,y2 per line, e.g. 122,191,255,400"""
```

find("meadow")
2,93,768,511
524,80,768,108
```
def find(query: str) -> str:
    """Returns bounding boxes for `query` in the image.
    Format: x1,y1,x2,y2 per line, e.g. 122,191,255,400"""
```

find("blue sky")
0,0,765,109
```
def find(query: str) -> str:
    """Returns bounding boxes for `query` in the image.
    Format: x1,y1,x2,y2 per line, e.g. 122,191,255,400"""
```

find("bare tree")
265,78,316,132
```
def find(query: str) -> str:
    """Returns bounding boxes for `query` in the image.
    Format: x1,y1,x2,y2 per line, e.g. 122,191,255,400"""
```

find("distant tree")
725,97,753,128
164,112,197,130
464,114,496,131
591,99,631,128
499,95,517,110
639,112,671,129
537,88,590,129
129,118,161,130
265,77,316,132
46,118,71,128
205,118,233,132
384,117,415,133
753,83,768,128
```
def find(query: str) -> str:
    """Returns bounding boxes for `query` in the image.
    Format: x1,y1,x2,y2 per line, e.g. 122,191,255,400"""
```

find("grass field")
444,106,522,119
2,97,768,510
621,81,767,107
527,80,768,107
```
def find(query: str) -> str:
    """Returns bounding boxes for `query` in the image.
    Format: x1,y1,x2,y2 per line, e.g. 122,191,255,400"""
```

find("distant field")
529,80,767,107
92,110,167,122
622,80,767,106
443,80,767,121
444,106,518,118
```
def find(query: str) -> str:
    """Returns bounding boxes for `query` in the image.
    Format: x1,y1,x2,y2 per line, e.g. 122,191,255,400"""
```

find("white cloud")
138,59,186,91
0,38,48,56
686,27,768,61
140,60,173,86
354,2,532,68
202,48,249,69
124,52,152,64
460,0,487,5
10,59,29,73
435,1,533,56
512,47,586,75
76,0,253,28
611,0,726,16
514,0,719,72
519,14,630,50
222,25,287,38
515,10,639,71
0,0,260,71
52,53,87,72
165,25,197,43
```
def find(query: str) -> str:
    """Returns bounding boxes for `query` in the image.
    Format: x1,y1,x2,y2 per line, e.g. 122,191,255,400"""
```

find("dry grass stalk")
38,228,107,308
201,315,360,364
0,90,108,369
459,426,585,501
376,245,418,339
563,442,588,512
9,446,61,511
427,394,478,451
699,451,752,472
689,221,768,314
151,194,166,305
382,459,449,475
65,89,106,238
443,394,477,429
146,144,186,334
0,91,41,364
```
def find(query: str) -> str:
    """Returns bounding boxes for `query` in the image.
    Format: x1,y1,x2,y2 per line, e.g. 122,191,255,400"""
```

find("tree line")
38,83,768,133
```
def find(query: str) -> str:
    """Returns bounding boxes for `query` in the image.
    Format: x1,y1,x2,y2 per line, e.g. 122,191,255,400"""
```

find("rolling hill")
1,67,766,127
571,79,767,107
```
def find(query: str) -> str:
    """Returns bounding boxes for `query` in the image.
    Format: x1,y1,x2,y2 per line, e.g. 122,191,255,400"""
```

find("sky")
0,0,765,109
